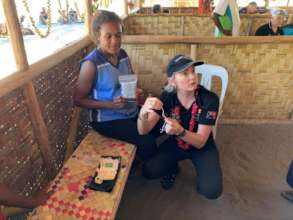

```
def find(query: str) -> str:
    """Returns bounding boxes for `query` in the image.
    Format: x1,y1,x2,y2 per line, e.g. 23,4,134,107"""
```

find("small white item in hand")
119,74,138,99
94,157,119,184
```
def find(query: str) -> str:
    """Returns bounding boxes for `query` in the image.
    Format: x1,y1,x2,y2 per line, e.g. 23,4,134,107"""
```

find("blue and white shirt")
80,48,138,122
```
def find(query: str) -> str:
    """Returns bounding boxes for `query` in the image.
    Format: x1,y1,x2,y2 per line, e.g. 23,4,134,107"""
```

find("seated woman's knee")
137,135,157,160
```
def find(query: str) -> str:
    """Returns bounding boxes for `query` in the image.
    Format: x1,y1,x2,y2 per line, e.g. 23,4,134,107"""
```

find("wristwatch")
177,128,186,137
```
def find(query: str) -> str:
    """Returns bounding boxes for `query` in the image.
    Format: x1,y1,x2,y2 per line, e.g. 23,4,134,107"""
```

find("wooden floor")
116,123,293,220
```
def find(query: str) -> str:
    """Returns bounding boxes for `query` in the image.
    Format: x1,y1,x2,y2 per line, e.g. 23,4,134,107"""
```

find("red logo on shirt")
206,111,217,119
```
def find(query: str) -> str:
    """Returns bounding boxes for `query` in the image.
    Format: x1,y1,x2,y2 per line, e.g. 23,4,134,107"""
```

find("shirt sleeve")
79,50,97,70
213,0,228,15
198,93,219,125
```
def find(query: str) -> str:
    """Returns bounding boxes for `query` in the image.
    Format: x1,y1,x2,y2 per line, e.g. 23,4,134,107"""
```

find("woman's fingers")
113,96,126,108
164,117,181,135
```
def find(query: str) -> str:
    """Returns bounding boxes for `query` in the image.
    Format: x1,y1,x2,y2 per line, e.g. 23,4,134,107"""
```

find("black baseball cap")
166,55,204,77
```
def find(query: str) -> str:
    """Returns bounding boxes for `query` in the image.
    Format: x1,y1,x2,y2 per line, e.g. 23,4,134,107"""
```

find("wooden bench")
28,130,136,220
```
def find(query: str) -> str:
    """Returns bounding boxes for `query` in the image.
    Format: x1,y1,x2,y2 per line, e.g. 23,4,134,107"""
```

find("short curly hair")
90,10,122,44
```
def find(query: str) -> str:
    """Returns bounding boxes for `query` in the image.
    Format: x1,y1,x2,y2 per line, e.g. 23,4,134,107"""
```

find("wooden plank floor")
116,123,293,220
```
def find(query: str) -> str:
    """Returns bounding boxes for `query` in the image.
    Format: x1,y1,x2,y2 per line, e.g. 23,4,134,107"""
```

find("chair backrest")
195,64,229,139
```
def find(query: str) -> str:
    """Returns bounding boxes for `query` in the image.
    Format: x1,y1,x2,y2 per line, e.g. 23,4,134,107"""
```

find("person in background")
239,1,258,14
0,184,51,219
255,8,286,36
74,10,157,166
211,0,241,37
58,10,68,24
19,15,34,35
138,55,223,199
39,7,48,25
282,14,293,35
68,8,78,23
152,4,161,13
281,161,293,203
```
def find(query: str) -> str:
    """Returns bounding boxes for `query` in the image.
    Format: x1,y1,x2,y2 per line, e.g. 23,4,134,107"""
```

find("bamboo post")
138,0,143,9
181,16,185,35
84,0,92,35
1,0,28,70
65,107,82,161
23,83,56,179
247,17,254,36
190,44,197,60
124,0,129,16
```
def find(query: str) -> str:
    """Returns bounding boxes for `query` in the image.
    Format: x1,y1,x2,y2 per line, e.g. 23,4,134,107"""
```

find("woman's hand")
111,96,126,109
137,97,162,135
164,117,184,135
139,97,163,119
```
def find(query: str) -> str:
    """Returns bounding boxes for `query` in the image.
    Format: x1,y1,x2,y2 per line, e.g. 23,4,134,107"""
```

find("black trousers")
90,117,157,161
143,137,223,199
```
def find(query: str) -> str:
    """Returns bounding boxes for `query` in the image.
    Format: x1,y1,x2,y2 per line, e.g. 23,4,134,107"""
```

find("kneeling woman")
137,55,223,199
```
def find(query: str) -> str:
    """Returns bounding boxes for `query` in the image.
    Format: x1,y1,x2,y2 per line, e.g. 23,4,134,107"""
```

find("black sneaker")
160,167,180,190
281,190,293,203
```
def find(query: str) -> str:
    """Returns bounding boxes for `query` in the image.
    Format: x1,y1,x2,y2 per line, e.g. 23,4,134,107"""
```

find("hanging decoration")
92,0,113,12
22,0,52,38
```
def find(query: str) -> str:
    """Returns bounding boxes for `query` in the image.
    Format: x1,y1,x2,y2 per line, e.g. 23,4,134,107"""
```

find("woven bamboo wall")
123,43,293,120
0,48,90,197
197,43,293,120
32,51,85,171
124,44,190,95
0,88,46,195
123,15,270,36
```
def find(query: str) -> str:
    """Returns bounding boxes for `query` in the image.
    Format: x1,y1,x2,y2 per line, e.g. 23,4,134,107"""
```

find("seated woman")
138,55,223,199
255,8,286,36
58,10,68,24
74,10,157,165
19,15,34,35
239,1,258,14
39,7,48,25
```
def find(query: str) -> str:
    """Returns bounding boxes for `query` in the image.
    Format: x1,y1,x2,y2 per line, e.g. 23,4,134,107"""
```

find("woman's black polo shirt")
255,22,284,36
155,85,219,152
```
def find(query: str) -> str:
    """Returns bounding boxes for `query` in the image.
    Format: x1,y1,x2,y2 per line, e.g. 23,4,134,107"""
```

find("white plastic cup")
118,74,138,100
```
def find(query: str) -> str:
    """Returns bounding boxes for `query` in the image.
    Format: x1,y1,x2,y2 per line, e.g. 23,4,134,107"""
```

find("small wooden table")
28,131,136,220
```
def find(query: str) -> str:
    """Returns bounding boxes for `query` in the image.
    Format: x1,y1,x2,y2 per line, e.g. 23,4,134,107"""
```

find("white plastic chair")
195,64,229,139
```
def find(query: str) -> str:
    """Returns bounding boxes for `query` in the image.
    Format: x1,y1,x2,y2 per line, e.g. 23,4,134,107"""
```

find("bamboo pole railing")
1,0,28,70
83,0,92,35
124,0,129,16
123,35,293,44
